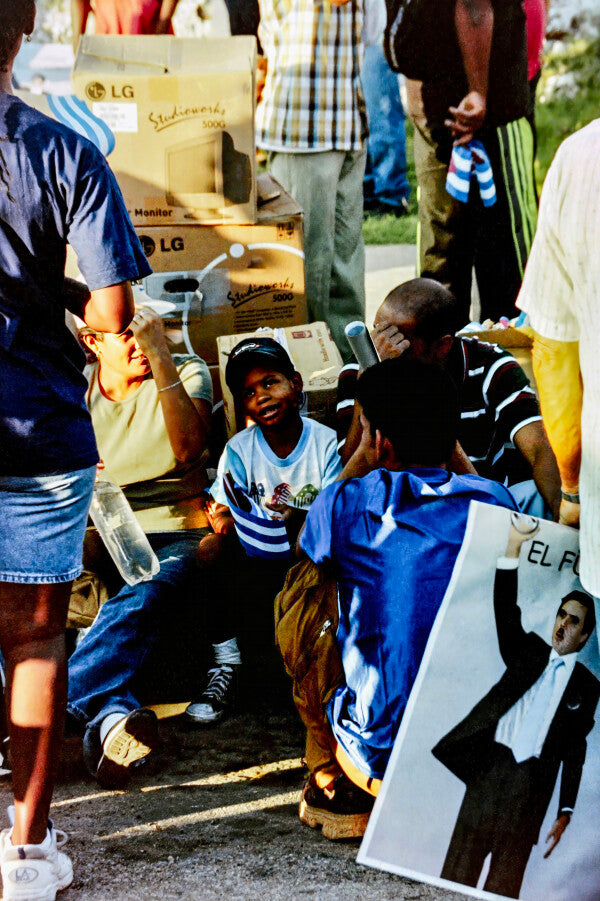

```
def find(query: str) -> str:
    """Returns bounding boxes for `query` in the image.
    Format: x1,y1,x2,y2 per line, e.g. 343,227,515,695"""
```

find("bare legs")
0,581,71,845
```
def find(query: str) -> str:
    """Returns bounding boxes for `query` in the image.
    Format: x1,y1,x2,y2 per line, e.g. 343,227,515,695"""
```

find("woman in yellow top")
67,307,215,788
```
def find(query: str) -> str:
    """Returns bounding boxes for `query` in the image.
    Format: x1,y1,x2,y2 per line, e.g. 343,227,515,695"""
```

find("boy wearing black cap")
187,337,341,724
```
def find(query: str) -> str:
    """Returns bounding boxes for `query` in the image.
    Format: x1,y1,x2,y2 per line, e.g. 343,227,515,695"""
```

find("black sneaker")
185,664,238,725
299,772,374,840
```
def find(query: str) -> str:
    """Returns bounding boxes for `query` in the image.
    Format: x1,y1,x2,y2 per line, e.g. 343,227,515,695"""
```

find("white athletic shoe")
0,820,73,901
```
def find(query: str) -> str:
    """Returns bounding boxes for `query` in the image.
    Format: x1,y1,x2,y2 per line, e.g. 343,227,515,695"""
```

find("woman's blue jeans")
67,533,201,734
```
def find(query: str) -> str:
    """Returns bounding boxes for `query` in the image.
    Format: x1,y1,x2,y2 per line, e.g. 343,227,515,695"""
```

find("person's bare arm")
449,441,477,475
448,0,494,145
513,420,561,520
66,280,134,334
531,333,582,527
71,0,91,50
155,0,180,32
130,308,211,463
340,402,362,465
338,410,383,481
196,501,237,564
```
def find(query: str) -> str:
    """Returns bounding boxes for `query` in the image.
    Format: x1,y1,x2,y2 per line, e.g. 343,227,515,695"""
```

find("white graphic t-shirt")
211,417,342,511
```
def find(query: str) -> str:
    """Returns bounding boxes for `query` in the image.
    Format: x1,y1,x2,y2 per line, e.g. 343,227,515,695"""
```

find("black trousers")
441,743,542,899
413,116,537,325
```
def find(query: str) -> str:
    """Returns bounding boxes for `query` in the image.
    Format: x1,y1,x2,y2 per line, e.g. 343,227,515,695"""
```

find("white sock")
9,830,52,851
99,712,126,746
5,807,52,850
212,638,241,667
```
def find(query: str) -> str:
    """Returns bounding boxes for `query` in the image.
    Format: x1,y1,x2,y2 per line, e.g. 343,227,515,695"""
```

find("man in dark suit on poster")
433,513,600,899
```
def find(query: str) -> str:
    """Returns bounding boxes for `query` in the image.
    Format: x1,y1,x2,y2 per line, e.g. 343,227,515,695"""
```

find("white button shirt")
495,648,577,760
517,118,600,595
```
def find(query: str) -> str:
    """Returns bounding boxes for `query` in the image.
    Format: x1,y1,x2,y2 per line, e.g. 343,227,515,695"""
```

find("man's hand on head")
372,322,410,361
446,91,487,145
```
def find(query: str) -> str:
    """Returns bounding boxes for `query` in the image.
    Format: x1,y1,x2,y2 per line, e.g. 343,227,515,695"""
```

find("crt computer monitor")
165,133,224,210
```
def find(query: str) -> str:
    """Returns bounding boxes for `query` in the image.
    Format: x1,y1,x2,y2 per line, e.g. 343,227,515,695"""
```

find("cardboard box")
217,323,343,437
72,35,256,225
208,364,222,406
129,175,307,364
464,326,536,391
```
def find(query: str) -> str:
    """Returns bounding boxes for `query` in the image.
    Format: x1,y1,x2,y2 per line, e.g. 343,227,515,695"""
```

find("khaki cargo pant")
274,557,343,776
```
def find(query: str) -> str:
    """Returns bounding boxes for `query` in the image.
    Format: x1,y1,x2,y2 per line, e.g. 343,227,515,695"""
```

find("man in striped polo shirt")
337,279,561,516
256,0,368,359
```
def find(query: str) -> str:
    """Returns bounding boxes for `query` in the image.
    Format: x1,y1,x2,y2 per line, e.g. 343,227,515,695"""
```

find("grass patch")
362,210,418,245
364,37,600,245
534,37,600,188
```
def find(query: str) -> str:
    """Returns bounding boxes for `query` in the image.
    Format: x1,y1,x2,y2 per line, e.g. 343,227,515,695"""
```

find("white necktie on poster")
510,656,566,763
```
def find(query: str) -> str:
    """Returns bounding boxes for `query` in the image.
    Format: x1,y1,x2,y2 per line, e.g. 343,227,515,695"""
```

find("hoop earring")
299,390,306,408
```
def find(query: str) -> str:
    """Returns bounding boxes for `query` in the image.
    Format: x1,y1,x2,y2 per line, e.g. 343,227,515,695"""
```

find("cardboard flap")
75,35,256,77
462,326,534,348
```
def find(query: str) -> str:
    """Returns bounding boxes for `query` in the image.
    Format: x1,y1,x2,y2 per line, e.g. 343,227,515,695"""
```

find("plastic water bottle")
89,481,160,585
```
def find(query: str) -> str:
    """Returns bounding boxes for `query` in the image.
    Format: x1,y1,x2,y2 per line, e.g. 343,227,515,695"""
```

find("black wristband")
561,490,580,504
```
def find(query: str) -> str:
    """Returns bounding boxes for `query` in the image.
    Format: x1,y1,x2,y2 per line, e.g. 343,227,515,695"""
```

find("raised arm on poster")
359,503,600,901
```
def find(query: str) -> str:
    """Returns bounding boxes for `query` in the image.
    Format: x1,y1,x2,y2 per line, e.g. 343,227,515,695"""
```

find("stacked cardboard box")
132,174,307,366
68,35,308,375
72,35,258,226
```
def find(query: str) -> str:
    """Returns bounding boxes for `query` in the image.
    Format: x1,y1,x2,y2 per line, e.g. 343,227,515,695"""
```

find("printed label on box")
93,102,138,133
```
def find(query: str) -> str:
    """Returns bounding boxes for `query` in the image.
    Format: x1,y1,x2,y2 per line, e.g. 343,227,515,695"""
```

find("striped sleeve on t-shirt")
457,337,541,483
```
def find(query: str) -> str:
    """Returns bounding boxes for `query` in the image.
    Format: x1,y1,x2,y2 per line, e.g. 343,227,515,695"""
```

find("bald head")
378,278,463,344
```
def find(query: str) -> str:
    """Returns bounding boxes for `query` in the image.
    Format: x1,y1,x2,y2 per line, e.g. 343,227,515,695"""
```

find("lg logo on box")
139,236,184,258
85,82,135,101
85,82,105,101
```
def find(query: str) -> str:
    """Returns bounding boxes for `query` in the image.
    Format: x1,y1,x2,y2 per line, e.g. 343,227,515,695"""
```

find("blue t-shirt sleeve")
300,482,341,564
210,440,249,506
66,148,151,290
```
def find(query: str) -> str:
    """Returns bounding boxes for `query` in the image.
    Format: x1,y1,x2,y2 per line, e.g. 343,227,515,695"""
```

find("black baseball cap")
225,336,296,395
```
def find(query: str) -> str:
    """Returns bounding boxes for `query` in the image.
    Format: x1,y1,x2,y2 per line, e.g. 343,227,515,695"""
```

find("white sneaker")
0,821,73,901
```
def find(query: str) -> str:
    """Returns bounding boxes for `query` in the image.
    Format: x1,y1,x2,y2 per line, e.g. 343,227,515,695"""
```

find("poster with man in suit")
358,502,600,901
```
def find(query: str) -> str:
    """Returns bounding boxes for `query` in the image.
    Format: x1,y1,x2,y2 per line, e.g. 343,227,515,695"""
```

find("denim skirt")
0,467,96,584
